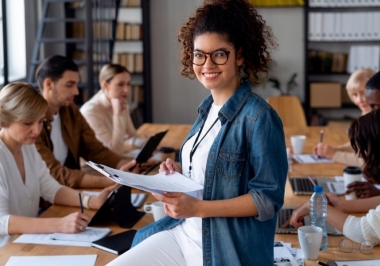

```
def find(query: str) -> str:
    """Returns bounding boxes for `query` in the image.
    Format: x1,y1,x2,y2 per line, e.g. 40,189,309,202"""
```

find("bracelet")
82,194,91,209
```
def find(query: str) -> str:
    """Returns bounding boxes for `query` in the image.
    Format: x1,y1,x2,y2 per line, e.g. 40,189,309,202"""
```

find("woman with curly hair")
108,0,287,265
284,109,380,246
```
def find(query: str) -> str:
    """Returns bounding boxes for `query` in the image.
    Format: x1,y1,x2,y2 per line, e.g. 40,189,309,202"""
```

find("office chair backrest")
266,95,307,127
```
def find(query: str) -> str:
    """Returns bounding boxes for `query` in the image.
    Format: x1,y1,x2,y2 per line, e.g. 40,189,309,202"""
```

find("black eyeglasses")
192,50,231,66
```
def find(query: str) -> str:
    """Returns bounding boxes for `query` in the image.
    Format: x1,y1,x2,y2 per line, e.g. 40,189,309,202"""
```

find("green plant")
267,73,298,95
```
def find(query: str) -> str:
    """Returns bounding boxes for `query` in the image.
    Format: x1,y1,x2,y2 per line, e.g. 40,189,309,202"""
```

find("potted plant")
267,72,298,96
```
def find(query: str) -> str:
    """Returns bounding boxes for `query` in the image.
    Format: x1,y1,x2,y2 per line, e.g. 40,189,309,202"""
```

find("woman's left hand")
89,183,120,209
153,192,201,219
281,200,310,228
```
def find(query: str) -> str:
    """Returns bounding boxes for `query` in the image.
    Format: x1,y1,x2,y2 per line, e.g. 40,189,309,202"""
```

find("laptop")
275,206,342,235
289,177,345,195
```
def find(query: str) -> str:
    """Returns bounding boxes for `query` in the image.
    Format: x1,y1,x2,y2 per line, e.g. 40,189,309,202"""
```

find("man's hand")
346,181,380,198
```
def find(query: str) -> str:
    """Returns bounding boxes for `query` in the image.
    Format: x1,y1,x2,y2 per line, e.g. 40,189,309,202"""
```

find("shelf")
307,72,350,76
308,40,380,43
308,6,380,11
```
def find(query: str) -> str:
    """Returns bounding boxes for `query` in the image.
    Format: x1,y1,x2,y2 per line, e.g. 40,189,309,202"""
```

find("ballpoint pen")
318,129,324,159
78,192,84,213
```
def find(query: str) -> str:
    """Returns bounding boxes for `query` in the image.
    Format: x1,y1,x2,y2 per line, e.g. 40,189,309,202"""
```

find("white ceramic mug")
143,201,167,221
298,225,322,260
290,135,306,155
343,166,362,200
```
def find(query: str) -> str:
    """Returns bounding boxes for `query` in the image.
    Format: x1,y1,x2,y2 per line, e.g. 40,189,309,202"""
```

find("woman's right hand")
313,143,336,159
159,158,182,175
111,98,126,116
57,212,89,233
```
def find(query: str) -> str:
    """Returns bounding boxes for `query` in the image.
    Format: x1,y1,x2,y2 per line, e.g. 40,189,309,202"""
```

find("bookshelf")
304,0,380,124
113,0,152,127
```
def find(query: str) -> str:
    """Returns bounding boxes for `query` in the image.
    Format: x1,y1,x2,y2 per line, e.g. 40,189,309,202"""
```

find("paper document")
293,154,333,164
273,241,298,266
83,191,147,208
5,255,97,266
326,181,346,194
14,233,91,247
87,161,203,195
50,227,111,242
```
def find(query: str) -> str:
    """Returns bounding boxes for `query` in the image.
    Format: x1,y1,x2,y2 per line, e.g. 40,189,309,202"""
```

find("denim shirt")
132,80,288,266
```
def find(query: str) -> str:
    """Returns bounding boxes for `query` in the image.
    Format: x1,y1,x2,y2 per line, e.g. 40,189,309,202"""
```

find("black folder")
92,230,137,255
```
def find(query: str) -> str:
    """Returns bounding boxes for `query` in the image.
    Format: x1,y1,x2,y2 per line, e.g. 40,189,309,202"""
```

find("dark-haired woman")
80,64,146,155
108,0,287,265
284,109,380,245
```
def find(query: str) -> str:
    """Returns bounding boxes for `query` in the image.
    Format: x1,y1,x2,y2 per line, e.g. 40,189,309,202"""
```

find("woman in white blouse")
284,108,380,245
0,82,119,247
80,64,146,155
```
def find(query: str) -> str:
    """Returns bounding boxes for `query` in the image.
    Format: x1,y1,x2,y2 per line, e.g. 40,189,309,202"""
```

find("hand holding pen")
313,130,336,159
317,130,324,159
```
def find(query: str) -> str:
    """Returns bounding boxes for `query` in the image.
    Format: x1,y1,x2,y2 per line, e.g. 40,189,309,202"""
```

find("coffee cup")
143,201,167,221
158,147,176,161
290,135,306,155
298,225,322,260
343,166,362,200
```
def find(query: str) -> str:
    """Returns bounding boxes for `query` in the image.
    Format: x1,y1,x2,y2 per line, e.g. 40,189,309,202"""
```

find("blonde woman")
313,68,376,166
80,64,146,155
0,82,118,247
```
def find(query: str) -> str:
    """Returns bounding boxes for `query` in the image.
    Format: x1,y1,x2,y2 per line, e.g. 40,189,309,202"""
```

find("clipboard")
135,130,168,163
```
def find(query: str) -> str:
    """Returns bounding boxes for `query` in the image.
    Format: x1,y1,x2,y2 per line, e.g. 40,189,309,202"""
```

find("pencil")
320,130,324,143
78,192,84,213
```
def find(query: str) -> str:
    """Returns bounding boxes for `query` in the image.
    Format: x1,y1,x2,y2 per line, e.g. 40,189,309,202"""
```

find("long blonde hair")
0,82,48,127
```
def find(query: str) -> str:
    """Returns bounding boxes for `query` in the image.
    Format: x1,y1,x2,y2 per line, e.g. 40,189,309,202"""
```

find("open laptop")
289,176,345,195
275,206,342,235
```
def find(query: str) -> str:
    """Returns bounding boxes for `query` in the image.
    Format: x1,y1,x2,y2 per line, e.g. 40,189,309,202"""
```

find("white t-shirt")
0,140,62,247
170,103,222,266
50,113,68,165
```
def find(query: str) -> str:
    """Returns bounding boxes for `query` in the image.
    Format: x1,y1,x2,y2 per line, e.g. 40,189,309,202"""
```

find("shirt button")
204,230,209,235
207,179,211,183
205,258,210,262
209,155,213,158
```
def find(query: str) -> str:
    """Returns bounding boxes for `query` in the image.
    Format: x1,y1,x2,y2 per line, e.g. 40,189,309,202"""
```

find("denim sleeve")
248,107,287,221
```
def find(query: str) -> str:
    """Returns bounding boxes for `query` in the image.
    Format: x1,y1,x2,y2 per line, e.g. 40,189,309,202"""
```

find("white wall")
150,1,305,123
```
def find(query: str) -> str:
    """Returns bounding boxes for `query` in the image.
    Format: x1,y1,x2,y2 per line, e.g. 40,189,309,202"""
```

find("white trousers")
106,230,186,266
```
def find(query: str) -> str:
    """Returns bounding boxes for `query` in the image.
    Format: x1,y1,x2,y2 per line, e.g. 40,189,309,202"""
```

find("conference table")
0,124,378,265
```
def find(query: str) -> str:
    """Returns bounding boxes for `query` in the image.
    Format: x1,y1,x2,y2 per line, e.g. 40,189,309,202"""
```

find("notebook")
289,177,345,195
92,230,137,255
275,206,342,235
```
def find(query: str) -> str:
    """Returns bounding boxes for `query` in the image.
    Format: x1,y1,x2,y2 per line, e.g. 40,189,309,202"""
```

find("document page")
87,161,203,195
5,255,97,266
14,233,91,247
293,154,333,164
49,227,111,242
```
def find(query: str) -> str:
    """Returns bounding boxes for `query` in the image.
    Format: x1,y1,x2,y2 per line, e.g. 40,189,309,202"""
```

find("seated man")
35,55,137,188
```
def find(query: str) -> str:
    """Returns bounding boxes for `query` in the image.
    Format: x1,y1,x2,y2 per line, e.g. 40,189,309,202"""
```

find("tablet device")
135,130,168,163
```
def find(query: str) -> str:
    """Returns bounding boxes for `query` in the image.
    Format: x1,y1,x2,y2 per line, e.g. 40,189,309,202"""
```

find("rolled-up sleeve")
343,205,380,245
248,107,288,221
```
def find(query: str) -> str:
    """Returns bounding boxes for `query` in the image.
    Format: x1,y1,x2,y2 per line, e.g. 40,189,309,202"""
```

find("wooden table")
0,124,377,265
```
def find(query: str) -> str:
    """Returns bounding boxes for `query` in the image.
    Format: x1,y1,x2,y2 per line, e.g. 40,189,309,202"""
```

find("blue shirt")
132,80,288,266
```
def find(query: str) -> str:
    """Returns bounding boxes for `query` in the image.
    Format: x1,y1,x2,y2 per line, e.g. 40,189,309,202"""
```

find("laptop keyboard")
279,208,295,229
290,178,316,193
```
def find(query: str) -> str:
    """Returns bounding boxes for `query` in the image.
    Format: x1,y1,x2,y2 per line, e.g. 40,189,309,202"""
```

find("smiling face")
103,72,131,102
193,32,243,103
5,115,46,145
347,85,371,115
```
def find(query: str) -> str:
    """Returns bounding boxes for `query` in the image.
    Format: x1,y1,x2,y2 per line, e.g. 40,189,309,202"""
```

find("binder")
322,13,335,40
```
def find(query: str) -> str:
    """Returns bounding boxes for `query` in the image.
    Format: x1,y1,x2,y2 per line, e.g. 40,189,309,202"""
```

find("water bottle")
309,185,328,251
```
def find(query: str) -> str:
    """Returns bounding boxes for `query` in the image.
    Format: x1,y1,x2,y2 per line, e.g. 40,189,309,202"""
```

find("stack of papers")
5,255,97,266
14,227,111,247
293,154,333,164
274,241,302,266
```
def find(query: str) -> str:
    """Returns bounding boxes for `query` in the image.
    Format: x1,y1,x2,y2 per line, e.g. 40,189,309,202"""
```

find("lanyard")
188,117,219,178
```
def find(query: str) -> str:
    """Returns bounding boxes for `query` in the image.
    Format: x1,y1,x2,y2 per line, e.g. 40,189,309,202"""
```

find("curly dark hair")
348,109,380,183
178,0,277,84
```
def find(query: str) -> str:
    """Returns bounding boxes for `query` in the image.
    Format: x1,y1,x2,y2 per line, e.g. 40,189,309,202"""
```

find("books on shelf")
71,21,113,40
120,0,141,7
116,23,142,40
308,49,350,74
112,53,143,73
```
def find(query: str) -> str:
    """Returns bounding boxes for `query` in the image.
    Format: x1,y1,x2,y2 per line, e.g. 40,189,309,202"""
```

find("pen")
78,192,84,213
317,261,329,266
318,129,324,159
320,130,324,143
